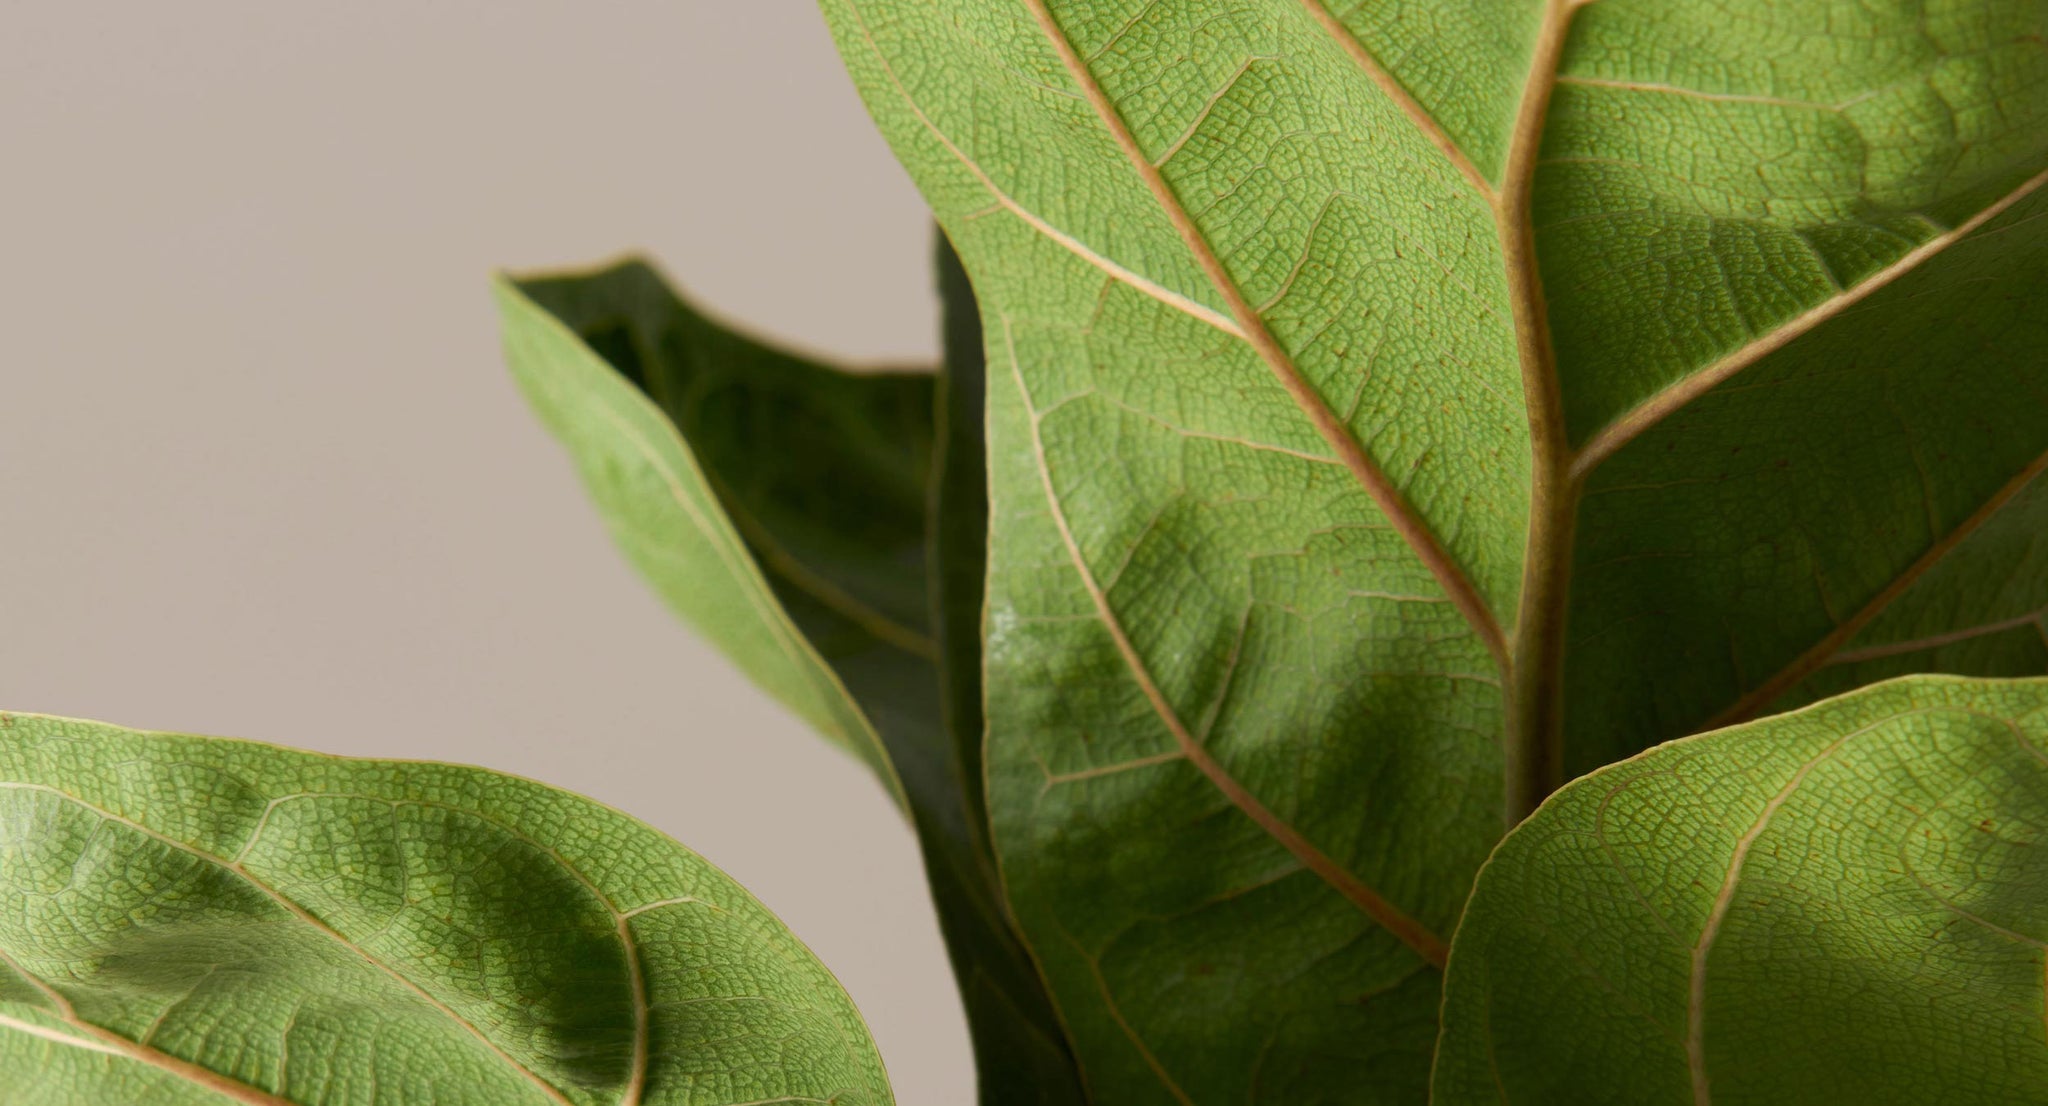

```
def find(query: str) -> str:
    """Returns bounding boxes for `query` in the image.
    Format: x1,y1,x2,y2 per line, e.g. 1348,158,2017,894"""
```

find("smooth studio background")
0,4,969,1101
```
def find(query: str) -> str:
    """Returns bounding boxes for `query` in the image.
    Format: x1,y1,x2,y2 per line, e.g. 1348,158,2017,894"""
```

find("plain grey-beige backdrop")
0,3,971,1101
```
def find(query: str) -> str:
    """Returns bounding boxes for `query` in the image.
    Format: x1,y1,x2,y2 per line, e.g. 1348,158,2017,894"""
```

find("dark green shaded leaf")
497,260,1084,1104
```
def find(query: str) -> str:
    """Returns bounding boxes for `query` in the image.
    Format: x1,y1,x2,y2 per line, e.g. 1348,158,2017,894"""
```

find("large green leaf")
496,259,1085,1104
1436,675,2048,1105
0,712,889,1106
817,0,2048,1099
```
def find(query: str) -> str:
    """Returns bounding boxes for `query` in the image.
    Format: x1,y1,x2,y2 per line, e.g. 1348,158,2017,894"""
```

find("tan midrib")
1494,0,1588,824
1004,0,1579,967
1306,0,2048,815
1304,0,1589,821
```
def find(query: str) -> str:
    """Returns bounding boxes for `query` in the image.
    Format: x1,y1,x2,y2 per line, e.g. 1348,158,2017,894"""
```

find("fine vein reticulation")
823,0,2048,1098
0,715,894,1106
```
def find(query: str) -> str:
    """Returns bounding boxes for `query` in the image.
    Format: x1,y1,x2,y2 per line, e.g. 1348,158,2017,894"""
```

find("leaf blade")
820,0,2048,1098
0,712,891,1106
1435,675,2048,1105
818,0,1539,1097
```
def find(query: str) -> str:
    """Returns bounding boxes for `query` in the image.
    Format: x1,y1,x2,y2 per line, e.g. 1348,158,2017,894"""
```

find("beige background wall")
0,3,971,1101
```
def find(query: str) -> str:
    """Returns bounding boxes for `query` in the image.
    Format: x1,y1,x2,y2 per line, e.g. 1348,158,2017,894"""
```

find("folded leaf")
819,0,2048,1098
1436,675,2048,1105
494,267,912,794
0,712,889,1106
496,260,1085,1104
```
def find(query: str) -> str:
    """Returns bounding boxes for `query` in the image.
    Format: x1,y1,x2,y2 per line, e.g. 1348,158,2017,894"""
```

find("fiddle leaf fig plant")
5,1,2046,1104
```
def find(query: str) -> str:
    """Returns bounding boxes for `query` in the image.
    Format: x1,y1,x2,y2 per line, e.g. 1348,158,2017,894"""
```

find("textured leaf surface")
930,243,1092,1105
1436,676,2048,1105
0,713,889,1106
496,268,910,793
817,0,2048,1099
498,260,1085,1103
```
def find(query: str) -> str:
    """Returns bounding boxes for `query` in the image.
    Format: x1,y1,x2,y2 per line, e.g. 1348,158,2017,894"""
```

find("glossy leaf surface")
816,0,2048,1099
1436,676,2048,1105
498,260,1085,1104
0,713,889,1106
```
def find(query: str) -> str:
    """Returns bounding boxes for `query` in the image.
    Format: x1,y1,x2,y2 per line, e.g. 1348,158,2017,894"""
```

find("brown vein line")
1704,451,2048,730
0,944,295,1105
1297,0,1494,198
1055,926,1194,1105
716,486,940,662
1498,0,1586,823
1572,164,2048,480
0,783,574,1106
1006,318,1451,968
329,794,659,1106
1019,0,1509,672
1040,749,1188,789
844,0,1244,338
1827,607,2048,666
15,1019,299,1106
1688,717,1888,1106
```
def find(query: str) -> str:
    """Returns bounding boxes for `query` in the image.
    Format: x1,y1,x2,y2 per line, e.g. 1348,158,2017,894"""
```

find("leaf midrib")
1301,0,2048,814
858,0,2048,1045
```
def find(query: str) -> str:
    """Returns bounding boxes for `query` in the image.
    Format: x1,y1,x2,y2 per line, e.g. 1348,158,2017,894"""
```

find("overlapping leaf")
496,259,1085,1104
1437,675,2048,1105
1555,0,2048,772
0,713,889,1106
817,0,2048,1099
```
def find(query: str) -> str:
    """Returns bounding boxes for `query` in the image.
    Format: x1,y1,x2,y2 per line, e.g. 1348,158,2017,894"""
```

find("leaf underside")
1437,675,2048,1106
0,713,890,1106
498,259,1088,1104
815,0,2048,1100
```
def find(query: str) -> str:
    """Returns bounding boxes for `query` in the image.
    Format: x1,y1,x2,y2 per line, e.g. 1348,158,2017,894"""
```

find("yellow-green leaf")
1436,676,2048,1105
0,713,890,1106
